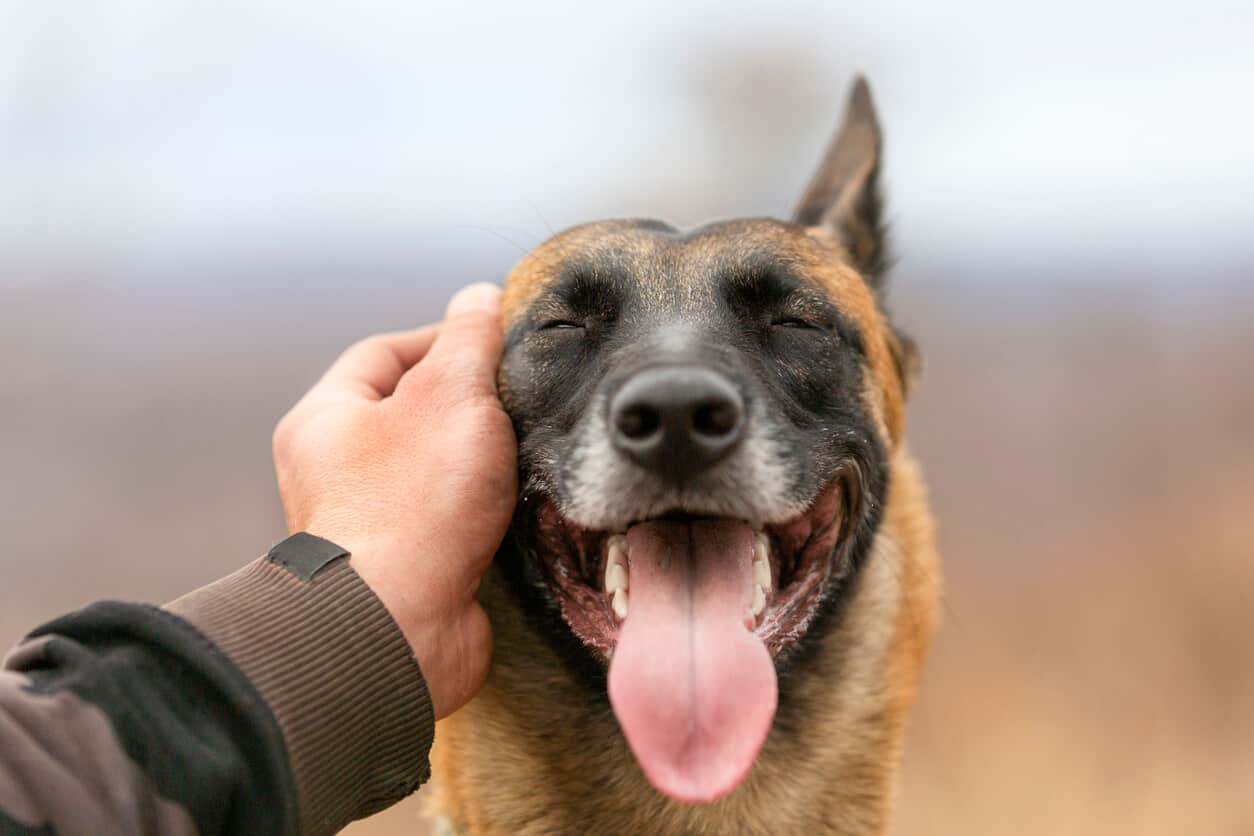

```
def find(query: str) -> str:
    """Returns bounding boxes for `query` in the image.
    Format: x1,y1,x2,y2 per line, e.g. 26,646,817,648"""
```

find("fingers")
317,324,440,401
294,282,502,413
406,283,504,401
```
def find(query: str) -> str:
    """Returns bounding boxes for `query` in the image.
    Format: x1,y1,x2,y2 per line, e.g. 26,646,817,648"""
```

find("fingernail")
446,283,502,319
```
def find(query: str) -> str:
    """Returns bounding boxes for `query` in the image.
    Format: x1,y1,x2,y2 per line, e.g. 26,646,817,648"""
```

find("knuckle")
457,314,502,346
444,313,500,348
435,354,496,395
415,357,455,394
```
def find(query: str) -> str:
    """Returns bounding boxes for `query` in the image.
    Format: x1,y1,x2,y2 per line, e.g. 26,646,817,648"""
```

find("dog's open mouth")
529,476,849,804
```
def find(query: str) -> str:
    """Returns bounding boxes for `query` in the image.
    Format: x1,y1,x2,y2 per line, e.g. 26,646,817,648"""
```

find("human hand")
271,283,516,719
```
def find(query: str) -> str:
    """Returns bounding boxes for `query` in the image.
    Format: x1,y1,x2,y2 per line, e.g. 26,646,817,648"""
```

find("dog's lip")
530,475,851,660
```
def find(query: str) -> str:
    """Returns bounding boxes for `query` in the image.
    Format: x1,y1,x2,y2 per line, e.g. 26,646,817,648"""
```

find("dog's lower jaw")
428,449,939,836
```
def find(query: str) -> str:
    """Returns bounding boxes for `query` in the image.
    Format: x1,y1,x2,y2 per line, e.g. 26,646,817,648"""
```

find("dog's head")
496,78,916,804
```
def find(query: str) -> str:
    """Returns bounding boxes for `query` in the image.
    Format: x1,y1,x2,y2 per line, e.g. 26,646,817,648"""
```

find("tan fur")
432,239,939,835
433,80,939,833
431,447,937,835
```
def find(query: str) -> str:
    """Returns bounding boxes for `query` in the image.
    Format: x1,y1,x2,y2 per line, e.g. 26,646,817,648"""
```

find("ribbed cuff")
166,538,434,835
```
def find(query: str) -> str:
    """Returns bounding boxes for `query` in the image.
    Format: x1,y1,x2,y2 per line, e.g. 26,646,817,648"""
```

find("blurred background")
3,1,1252,833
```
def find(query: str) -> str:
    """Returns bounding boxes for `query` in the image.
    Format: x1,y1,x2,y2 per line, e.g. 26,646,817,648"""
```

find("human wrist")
166,535,435,830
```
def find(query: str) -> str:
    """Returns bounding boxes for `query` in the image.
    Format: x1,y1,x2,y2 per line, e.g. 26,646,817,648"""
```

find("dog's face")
495,79,915,805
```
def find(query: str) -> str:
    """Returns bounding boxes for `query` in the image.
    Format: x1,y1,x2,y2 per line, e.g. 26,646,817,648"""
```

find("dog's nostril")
618,404,662,440
692,400,739,438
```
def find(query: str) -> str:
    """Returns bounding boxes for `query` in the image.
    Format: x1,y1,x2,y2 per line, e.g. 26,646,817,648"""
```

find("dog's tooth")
612,588,629,620
752,532,771,600
605,535,628,593
605,562,628,594
751,584,766,618
753,556,771,589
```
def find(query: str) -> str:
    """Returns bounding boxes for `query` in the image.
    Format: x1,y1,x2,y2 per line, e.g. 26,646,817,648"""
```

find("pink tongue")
608,519,778,804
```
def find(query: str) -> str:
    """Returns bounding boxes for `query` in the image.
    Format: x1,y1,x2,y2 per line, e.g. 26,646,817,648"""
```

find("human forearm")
1,534,434,836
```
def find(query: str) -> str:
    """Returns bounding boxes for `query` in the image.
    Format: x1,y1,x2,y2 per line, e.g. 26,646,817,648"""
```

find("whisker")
458,224,532,255
530,202,557,237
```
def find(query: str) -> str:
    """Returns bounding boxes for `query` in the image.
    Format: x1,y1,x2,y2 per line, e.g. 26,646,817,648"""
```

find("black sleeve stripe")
0,810,54,836
20,602,299,836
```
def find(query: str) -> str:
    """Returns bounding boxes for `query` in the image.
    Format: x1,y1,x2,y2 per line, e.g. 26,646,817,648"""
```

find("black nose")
609,366,745,479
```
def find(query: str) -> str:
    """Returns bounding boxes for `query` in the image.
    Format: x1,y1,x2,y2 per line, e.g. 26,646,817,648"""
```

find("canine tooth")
754,532,769,563
612,588,629,620
605,562,628,594
751,584,766,617
753,557,771,589
604,535,628,593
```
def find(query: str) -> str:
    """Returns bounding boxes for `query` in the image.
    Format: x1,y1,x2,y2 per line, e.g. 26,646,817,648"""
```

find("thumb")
412,283,504,400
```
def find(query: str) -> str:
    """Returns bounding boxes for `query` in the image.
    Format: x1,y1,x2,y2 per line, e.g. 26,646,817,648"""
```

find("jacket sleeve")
0,533,435,836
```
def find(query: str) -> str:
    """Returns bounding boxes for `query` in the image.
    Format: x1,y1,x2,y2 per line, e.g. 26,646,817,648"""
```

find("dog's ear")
794,77,920,395
792,76,888,287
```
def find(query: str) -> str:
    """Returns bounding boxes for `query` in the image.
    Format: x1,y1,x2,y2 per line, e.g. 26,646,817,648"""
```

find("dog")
429,76,940,835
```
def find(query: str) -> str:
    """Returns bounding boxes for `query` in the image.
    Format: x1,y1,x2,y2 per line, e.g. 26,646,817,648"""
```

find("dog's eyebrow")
720,257,867,355
720,255,830,312
502,264,631,350
722,263,800,303
536,266,626,316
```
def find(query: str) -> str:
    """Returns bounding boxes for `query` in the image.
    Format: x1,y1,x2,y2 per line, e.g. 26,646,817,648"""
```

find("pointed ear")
795,78,919,396
792,76,888,286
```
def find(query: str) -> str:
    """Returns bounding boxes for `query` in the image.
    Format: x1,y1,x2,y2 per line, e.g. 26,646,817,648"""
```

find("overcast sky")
2,0,1252,283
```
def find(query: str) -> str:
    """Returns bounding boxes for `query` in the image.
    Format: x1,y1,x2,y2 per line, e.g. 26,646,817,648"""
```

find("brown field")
3,269,1252,834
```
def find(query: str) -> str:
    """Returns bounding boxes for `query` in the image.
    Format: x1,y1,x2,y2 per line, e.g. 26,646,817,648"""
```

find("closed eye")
771,316,823,330
539,319,585,331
